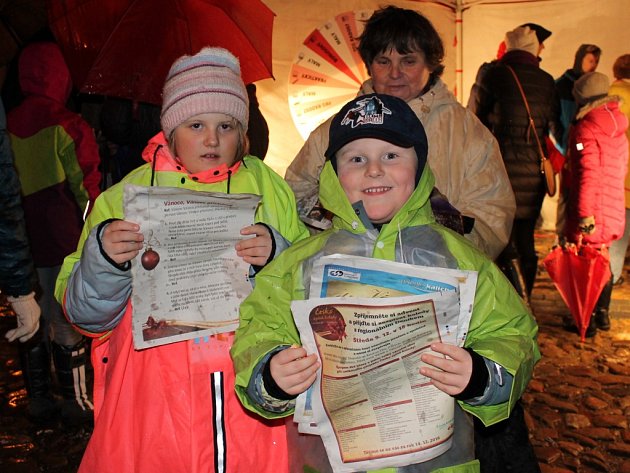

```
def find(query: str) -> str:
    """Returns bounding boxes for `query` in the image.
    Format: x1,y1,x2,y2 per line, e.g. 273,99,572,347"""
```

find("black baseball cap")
520,23,552,44
325,94,428,177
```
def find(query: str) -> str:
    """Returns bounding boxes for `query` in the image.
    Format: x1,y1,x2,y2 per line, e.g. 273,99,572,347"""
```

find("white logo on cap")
341,97,392,128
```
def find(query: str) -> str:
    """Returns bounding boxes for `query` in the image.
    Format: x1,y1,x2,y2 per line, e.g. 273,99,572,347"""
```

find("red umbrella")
543,242,611,341
47,0,275,104
0,0,48,66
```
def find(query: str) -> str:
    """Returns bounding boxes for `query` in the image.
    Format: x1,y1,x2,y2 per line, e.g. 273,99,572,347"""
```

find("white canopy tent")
256,0,630,176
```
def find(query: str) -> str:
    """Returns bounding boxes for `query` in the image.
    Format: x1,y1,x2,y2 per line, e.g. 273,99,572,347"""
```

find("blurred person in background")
553,45,602,238
608,54,630,287
561,72,628,337
7,42,101,425
555,44,602,155
285,5,515,260
468,25,562,304
1,97,40,345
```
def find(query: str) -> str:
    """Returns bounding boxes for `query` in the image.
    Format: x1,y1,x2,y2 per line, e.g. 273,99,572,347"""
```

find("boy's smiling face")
336,138,418,225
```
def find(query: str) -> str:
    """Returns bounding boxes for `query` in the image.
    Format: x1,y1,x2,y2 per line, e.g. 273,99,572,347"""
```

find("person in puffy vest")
468,25,562,303
0,97,41,345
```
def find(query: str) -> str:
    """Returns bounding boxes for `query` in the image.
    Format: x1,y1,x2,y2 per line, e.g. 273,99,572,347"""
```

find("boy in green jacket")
232,94,539,472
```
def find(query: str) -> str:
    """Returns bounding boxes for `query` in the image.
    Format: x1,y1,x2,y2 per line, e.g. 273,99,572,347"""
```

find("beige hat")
573,72,610,106
505,26,539,57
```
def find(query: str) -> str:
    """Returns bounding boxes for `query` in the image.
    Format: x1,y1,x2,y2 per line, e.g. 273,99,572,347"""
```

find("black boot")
594,308,611,331
593,274,613,331
18,330,60,424
585,315,597,338
474,401,541,473
498,257,530,305
52,340,94,427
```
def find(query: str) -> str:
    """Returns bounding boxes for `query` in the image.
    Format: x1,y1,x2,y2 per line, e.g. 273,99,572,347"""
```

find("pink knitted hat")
160,47,249,138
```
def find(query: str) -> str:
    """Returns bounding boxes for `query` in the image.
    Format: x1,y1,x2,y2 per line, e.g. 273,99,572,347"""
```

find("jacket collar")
318,159,436,236
575,96,621,120
500,50,540,68
142,132,242,184
358,78,448,120
562,68,581,82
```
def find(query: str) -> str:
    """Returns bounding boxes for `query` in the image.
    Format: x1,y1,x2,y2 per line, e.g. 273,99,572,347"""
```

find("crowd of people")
1,5,628,473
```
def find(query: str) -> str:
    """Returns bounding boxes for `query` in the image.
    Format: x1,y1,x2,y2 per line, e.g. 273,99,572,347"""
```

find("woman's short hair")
358,6,445,77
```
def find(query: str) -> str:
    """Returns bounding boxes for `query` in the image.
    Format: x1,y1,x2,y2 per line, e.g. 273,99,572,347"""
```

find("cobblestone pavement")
526,232,630,473
0,231,629,472
0,311,90,472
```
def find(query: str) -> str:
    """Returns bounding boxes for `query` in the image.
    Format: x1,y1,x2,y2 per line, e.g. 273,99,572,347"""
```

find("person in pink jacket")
562,71,629,336
55,48,307,472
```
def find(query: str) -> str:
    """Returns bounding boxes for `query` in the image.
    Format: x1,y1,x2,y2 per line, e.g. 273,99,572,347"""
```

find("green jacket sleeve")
232,237,323,418
445,235,540,427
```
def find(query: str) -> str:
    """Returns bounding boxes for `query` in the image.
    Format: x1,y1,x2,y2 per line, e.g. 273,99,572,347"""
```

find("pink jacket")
61,135,304,472
81,310,289,473
564,97,629,245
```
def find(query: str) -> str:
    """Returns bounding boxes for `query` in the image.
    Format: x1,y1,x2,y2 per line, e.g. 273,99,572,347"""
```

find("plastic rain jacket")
232,160,540,473
7,42,101,267
285,78,515,260
55,133,309,473
563,97,629,245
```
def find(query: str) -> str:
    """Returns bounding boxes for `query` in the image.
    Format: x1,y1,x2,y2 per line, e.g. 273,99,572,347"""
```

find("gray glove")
6,292,41,342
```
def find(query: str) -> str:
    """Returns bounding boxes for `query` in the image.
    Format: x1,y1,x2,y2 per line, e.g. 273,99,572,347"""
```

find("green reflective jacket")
232,161,540,473
55,144,309,310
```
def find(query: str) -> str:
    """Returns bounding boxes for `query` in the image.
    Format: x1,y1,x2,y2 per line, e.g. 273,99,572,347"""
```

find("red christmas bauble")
141,248,160,270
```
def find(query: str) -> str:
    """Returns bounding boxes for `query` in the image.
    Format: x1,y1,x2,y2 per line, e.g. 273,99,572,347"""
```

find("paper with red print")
291,292,460,472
